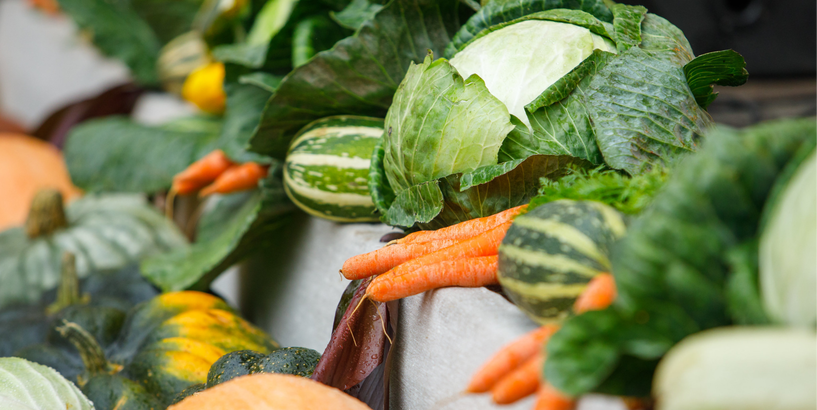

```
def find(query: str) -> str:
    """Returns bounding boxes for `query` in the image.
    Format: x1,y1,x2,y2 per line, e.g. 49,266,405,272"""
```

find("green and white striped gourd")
498,200,627,324
0,190,187,308
0,357,94,410
284,116,384,222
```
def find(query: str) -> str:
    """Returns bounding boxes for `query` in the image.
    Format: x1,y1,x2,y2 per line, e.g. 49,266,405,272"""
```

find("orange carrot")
341,239,459,280
533,383,576,410
491,353,544,404
377,221,511,281
395,205,527,245
573,273,616,314
199,162,268,197
366,255,498,302
172,150,234,195
467,325,560,393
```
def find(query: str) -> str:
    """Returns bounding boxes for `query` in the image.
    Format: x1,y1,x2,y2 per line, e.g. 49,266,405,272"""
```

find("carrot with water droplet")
199,162,269,197
467,325,559,394
366,255,498,302
573,273,616,314
394,205,527,245
172,149,234,195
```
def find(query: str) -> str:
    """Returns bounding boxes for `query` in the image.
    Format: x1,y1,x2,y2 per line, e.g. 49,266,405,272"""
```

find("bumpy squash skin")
206,347,321,388
22,291,278,410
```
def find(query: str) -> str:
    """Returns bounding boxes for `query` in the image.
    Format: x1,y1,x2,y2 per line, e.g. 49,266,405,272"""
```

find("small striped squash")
497,200,628,324
284,116,384,222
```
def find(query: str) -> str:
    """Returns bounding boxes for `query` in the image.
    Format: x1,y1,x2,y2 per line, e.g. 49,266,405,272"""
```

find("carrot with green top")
172,149,234,195
573,273,616,314
366,255,498,302
199,162,269,197
394,205,527,245
467,325,559,393
341,239,460,280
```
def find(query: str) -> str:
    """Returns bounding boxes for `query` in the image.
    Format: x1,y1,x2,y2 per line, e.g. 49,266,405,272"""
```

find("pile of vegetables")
2,0,814,409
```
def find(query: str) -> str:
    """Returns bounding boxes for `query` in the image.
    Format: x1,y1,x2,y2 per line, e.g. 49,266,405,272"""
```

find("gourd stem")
47,253,86,314
56,321,109,376
25,189,68,239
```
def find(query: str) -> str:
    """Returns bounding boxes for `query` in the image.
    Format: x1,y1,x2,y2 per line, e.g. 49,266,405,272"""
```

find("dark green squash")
0,253,158,357
497,199,628,324
20,291,278,410
171,347,321,404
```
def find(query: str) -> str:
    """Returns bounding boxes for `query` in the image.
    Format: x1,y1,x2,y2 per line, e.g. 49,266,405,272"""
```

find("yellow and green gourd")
497,199,627,323
283,116,384,222
19,291,277,410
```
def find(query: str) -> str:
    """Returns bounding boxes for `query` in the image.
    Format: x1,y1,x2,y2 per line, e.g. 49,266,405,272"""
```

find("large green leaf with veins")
248,0,464,159
65,116,222,193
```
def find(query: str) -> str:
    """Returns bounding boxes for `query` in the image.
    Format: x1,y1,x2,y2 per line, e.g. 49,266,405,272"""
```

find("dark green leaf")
524,48,612,113
196,191,255,243
444,0,613,58
238,72,284,93
249,0,464,158
683,50,749,109
64,116,221,193
213,43,269,68
141,164,296,291
56,0,161,84
610,3,645,52
330,0,385,30
291,15,350,67
724,241,771,325
582,47,712,175
638,13,694,65
430,155,579,229
130,0,205,44
215,81,274,163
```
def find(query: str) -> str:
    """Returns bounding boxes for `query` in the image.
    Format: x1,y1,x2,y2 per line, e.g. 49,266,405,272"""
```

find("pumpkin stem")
47,253,89,314
56,320,113,380
25,189,68,238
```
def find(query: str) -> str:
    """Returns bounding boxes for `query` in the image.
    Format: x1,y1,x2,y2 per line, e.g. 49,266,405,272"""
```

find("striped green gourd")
284,116,384,222
498,200,627,324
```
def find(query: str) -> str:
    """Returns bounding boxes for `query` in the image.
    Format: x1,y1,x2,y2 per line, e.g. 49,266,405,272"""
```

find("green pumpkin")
0,190,187,308
172,347,321,404
0,253,158,358
21,291,278,410
497,200,628,324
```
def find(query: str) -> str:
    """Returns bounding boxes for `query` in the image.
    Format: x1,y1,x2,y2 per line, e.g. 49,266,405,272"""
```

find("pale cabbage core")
760,151,816,327
449,20,616,129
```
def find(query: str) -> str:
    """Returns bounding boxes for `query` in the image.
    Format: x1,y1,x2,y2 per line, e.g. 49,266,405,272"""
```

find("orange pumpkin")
0,134,82,230
168,373,371,410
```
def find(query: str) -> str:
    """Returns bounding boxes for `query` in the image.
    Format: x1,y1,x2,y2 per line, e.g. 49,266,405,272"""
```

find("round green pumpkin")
0,252,158,358
20,291,278,410
0,190,187,309
497,200,628,324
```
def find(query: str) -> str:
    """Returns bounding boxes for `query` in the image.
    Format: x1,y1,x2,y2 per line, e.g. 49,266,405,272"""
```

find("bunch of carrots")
340,205,619,409
171,149,269,198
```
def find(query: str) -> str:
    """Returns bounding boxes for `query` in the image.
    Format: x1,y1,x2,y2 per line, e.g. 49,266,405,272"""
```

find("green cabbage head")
370,0,748,229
